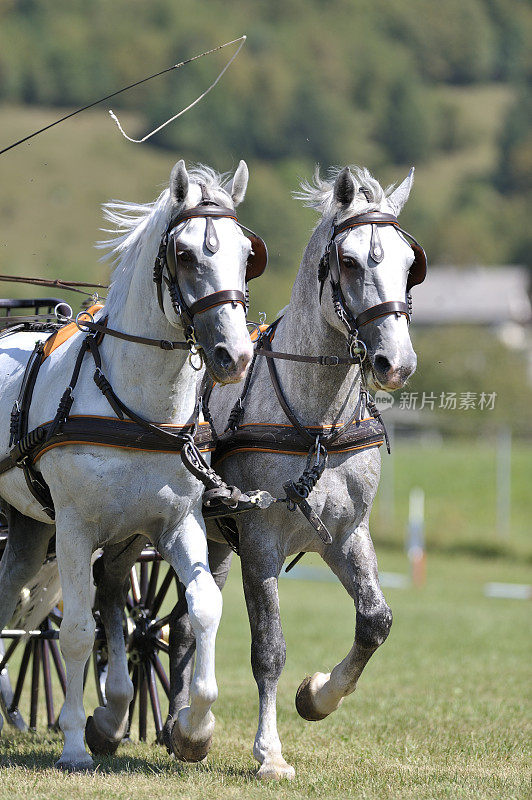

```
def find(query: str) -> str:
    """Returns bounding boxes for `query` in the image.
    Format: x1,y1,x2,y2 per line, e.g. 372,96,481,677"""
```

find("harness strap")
82,334,201,448
9,340,44,446
46,336,91,439
263,338,319,447
254,347,360,365
261,336,364,448
2,338,55,517
188,289,246,318
75,318,190,351
355,300,410,329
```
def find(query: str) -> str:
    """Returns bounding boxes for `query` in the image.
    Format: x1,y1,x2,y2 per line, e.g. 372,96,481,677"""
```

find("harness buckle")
320,355,339,366
160,339,173,351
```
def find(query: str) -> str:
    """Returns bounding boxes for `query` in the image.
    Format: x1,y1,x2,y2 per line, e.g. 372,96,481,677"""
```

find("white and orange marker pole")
407,487,426,587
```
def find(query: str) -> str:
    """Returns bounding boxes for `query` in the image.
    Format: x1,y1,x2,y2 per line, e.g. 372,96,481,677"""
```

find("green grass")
373,440,531,561
0,547,530,798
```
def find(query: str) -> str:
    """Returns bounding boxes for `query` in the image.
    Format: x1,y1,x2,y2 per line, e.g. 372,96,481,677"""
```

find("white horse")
0,160,254,769
163,165,423,779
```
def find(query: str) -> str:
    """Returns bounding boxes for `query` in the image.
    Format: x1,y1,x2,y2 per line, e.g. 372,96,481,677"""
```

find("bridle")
152,185,268,356
318,210,427,353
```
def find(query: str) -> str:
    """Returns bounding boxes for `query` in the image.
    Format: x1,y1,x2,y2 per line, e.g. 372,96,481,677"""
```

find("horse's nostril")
374,354,391,376
214,345,234,370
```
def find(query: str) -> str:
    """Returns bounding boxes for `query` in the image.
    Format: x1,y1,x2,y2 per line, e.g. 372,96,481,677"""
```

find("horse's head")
317,166,426,391
160,160,257,384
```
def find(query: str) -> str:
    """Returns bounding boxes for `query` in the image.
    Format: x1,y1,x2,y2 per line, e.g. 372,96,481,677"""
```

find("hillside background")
0,0,531,433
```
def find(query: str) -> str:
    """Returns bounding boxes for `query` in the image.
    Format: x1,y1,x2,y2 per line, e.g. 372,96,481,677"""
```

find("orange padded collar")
42,304,103,361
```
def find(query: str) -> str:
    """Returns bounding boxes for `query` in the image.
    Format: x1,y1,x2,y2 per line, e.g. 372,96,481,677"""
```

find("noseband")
318,210,427,345
153,190,268,349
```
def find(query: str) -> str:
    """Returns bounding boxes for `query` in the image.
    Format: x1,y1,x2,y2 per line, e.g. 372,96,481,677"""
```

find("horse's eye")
342,256,360,269
177,250,194,265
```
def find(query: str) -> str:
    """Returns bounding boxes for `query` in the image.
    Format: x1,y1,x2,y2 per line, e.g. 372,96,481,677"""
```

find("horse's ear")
229,160,249,206
387,167,415,215
333,167,355,207
170,159,189,204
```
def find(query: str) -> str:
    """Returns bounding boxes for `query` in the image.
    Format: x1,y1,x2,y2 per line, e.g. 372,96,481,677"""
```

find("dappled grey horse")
0,160,256,769
168,165,425,779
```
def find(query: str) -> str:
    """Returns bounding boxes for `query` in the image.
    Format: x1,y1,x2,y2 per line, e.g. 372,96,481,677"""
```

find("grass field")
0,440,530,799
0,551,530,799
372,440,531,561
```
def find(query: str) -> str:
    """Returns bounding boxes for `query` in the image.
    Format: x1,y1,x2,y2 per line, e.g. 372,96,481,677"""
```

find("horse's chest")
40,447,201,536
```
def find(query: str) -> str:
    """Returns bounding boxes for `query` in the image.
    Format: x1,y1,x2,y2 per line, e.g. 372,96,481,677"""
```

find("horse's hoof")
169,718,213,763
295,674,330,721
256,759,295,781
55,754,94,772
85,715,120,756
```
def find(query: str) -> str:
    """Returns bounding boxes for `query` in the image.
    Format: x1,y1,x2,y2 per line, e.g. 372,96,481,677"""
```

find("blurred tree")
375,75,432,164
494,85,532,196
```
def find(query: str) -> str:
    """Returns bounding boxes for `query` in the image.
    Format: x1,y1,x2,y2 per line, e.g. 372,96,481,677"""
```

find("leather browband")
188,289,246,318
355,300,410,329
333,211,399,239
168,205,238,232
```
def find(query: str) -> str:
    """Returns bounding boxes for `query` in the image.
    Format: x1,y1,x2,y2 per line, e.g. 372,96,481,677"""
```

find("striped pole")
407,487,426,587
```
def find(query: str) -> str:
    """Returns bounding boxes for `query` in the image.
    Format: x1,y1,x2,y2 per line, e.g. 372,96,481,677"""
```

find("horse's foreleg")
0,504,54,734
85,536,146,756
163,539,232,750
55,513,96,771
241,534,295,781
295,525,392,721
158,514,222,762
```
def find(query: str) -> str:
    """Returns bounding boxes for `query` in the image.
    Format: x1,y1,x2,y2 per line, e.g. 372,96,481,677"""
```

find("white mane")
294,165,396,221
98,165,233,318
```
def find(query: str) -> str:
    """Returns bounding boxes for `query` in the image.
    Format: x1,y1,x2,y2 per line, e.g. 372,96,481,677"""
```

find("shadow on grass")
96,754,256,779
0,734,256,780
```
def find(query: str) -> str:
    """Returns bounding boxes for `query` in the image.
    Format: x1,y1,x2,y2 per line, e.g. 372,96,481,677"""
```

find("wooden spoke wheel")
93,548,174,743
0,522,174,742
0,612,66,732
0,526,67,732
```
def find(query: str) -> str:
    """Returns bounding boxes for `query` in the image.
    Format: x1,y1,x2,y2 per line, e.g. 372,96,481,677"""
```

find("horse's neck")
270,227,361,427
99,256,199,423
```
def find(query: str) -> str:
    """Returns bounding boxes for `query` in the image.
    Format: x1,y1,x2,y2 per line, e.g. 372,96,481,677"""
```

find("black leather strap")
263,338,316,446
333,211,399,238
355,300,410,329
188,289,246,318
261,337,363,447
76,319,189,351
255,347,358,365
168,205,238,231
